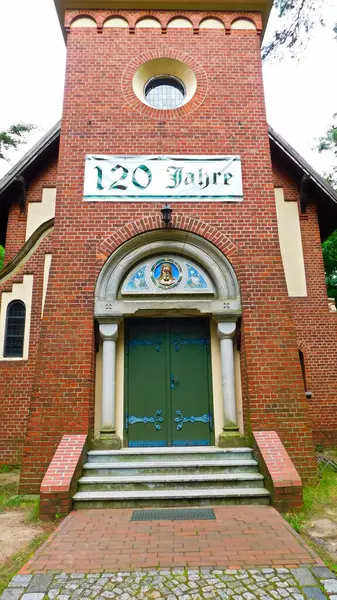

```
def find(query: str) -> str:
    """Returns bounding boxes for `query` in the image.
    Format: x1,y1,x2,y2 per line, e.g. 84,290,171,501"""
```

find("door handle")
170,374,179,389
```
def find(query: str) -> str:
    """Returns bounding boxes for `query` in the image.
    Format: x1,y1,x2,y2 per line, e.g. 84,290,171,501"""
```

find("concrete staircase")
72,447,270,509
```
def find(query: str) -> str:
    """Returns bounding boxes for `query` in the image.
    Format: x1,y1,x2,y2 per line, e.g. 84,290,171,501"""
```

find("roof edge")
0,121,61,198
268,125,337,206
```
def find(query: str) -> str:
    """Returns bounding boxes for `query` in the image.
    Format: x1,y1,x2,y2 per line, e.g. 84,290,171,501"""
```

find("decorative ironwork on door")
175,409,211,430
125,410,164,432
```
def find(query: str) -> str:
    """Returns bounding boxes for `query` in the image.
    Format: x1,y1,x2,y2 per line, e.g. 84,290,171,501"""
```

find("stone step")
77,472,265,492
87,447,254,463
73,487,271,510
82,459,259,477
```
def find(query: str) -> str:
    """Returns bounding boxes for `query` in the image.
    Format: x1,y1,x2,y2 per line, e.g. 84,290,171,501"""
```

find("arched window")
4,301,26,358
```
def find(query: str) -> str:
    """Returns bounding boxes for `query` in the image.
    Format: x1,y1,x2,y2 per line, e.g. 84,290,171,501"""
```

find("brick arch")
68,13,98,29
97,214,237,263
298,341,310,354
227,12,262,31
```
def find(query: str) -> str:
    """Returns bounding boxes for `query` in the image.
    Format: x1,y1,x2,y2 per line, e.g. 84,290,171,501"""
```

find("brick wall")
273,162,337,448
17,10,316,493
0,232,54,468
0,160,57,467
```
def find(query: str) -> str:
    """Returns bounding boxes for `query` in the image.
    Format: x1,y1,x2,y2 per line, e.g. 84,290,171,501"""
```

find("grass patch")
0,465,20,474
0,483,20,511
0,467,40,520
285,468,337,530
284,465,337,566
0,532,49,595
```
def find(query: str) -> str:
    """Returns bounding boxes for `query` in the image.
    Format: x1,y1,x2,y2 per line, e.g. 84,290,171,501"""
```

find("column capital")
99,323,119,342
217,321,236,341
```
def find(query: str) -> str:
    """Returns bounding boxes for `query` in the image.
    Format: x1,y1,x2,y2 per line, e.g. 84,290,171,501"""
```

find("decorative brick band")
40,435,88,521
253,431,303,512
65,10,262,32
97,214,237,260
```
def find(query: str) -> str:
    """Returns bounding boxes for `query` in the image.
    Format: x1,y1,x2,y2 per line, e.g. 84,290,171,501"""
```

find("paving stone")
8,576,33,589
313,570,337,581
0,569,332,600
322,581,337,594
291,570,318,587
302,587,328,600
1,590,24,600
27,575,54,593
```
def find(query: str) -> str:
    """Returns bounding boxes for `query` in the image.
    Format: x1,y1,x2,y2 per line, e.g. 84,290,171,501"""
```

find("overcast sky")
0,0,336,179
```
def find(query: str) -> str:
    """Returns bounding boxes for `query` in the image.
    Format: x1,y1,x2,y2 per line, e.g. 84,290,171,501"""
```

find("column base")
218,427,248,448
91,430,122,450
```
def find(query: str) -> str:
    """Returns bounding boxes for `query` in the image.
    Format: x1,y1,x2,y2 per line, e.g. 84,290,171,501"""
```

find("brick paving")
19,507,322,574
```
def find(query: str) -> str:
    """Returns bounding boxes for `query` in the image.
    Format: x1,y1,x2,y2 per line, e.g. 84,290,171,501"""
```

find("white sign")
83,155,243,202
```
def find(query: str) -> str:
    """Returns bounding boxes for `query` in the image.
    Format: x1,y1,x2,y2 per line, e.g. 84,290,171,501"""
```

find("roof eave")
0,121,61,198
268,125,337,207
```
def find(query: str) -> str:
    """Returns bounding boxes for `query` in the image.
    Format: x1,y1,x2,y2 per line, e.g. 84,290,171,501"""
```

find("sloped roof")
269,125,337,207
0,122,60,198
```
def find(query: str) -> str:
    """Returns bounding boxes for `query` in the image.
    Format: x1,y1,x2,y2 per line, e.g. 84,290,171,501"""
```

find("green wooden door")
125,318,213,447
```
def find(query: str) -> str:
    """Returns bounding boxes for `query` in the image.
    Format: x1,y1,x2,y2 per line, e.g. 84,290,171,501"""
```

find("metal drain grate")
131,508,216,521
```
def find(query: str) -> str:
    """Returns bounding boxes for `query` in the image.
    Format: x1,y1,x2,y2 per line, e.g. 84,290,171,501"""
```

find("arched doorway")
94,230,242,448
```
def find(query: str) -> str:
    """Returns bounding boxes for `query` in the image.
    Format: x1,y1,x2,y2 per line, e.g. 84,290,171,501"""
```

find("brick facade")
1,8,335,492
0,158,56,468
273,162,337,447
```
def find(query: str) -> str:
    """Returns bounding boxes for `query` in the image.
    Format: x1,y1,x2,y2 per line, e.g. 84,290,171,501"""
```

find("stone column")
98,322,121,449
217,321,241,445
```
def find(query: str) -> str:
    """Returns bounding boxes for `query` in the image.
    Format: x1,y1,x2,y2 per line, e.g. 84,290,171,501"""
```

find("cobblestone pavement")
2,567,337,600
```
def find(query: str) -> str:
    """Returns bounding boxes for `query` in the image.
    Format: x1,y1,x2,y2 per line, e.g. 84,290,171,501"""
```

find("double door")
124,318,214,447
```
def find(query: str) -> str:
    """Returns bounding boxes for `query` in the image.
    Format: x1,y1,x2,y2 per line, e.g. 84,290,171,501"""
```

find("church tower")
18,0,317,494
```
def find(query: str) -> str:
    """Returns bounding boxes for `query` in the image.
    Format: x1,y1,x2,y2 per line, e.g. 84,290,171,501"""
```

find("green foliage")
262,0,326,60
26,498,40,523
284,511,305,532
0,245,4,271
322,229,337,301
284,467,337,533
0,122,35,161
317,115,337,190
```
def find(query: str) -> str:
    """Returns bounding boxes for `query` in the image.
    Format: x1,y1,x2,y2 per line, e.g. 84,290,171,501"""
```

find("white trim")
0,275,34,360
